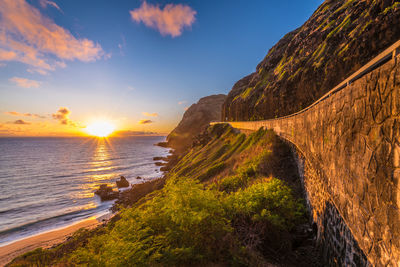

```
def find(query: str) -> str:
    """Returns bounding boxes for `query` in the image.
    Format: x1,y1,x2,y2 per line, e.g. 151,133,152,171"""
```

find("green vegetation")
67,176,303,266
70,179,232,266
322,19,336,31
312,42,327,60
241,87,253,99
382,2,400,15
8,124,307,266
327,14,352,39
7,227,107,267
333,0,356,16
338,44,349,57
225,178,305,230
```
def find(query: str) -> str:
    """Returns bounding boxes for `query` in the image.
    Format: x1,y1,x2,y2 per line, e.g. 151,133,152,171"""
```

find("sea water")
0,136,169,246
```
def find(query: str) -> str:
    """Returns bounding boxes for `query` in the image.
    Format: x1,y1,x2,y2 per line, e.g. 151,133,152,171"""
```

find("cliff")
222,0,400,121
167,94,226,154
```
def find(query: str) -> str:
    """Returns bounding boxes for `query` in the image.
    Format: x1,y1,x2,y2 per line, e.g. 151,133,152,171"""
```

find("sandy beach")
0,218,101,267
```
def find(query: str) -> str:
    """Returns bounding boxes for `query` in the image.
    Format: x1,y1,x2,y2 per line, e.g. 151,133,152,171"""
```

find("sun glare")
86,121,115,137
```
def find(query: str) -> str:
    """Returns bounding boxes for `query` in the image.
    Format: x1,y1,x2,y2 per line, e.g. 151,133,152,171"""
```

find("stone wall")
218,58,400,266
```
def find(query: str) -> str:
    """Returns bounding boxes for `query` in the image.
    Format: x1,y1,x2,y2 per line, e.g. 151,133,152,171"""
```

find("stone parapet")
213,58,400,266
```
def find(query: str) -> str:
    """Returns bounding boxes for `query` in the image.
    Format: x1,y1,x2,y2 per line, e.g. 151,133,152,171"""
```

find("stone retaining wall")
217,58,400,266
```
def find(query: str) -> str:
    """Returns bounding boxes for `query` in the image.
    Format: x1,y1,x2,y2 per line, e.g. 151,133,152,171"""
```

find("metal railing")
212,39,400,125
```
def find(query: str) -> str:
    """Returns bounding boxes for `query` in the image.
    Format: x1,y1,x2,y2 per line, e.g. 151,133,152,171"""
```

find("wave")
0,203,112,246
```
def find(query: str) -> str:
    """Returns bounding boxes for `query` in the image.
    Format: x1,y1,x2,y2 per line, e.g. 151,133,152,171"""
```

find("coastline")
0,216,103,267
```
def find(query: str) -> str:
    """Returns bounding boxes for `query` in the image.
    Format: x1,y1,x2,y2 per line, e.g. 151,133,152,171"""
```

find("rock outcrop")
222,0,400,121
95,184,119,201
167,94,226,154
116,176,129,188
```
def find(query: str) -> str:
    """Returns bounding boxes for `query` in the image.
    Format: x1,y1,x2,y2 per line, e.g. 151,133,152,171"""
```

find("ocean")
0,136,169,246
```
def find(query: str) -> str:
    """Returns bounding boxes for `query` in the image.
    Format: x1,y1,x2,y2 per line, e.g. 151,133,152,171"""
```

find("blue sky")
0,0,322,136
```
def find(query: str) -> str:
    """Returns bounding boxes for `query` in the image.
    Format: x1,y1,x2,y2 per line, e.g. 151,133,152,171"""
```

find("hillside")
222,0,400,121
8,125,319,266
167,94,226,154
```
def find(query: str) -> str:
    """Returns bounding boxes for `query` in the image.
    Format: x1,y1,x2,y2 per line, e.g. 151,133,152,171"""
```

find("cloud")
39,0,62,13
138,119,153,124
0,0,104,73
142,112,158,117
27,68,48,75
52,107,79,126
10,77,40,88
178,100,187,105
118,35,126,56
5,111,46,118
130,1,196,37
13,119,30,125
0,49,17,61
113,130,159,137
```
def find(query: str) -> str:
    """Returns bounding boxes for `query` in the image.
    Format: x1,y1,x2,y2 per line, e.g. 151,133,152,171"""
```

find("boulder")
95,184,119,201
116,176,129,188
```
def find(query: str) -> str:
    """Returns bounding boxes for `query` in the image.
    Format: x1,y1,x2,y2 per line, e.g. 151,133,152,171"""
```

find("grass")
382,2,400,15
327,14,352,39
241,86,253,99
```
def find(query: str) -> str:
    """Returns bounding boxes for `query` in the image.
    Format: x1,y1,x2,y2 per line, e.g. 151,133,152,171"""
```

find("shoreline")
0,216,104,267
0,138,169,266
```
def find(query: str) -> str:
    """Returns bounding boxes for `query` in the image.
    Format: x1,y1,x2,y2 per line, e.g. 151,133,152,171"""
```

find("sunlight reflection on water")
0,136,169,245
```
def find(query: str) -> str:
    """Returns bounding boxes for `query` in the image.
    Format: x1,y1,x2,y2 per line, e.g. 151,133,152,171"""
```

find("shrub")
225,177,305,231
218,174,249,193
70,179,233,266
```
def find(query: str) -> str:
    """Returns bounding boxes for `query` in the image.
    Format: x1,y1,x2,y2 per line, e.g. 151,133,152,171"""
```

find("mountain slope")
167,94,226,154
222,0,400,121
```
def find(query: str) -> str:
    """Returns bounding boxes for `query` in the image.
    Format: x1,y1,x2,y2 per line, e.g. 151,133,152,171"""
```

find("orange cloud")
10,77,40,88
0,48,17,61
5,111,46,118
178,100,187,105
138,119,153,124
130,1,196,37
13,119,30,125
0,0,104,73
52,107,80,127
142,112,158,117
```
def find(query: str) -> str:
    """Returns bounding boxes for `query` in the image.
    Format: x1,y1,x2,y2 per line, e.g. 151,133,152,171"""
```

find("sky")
0,0,322,137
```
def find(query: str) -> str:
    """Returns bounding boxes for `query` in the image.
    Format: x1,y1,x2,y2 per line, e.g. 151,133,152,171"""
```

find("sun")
86,121,115,137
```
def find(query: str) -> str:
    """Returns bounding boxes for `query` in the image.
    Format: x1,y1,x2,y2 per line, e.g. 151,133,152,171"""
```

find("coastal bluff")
213,48,400,265
166,94,226,154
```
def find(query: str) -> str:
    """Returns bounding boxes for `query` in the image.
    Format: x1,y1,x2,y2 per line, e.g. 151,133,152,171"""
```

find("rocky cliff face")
167,94,226,154
222,0,400,121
